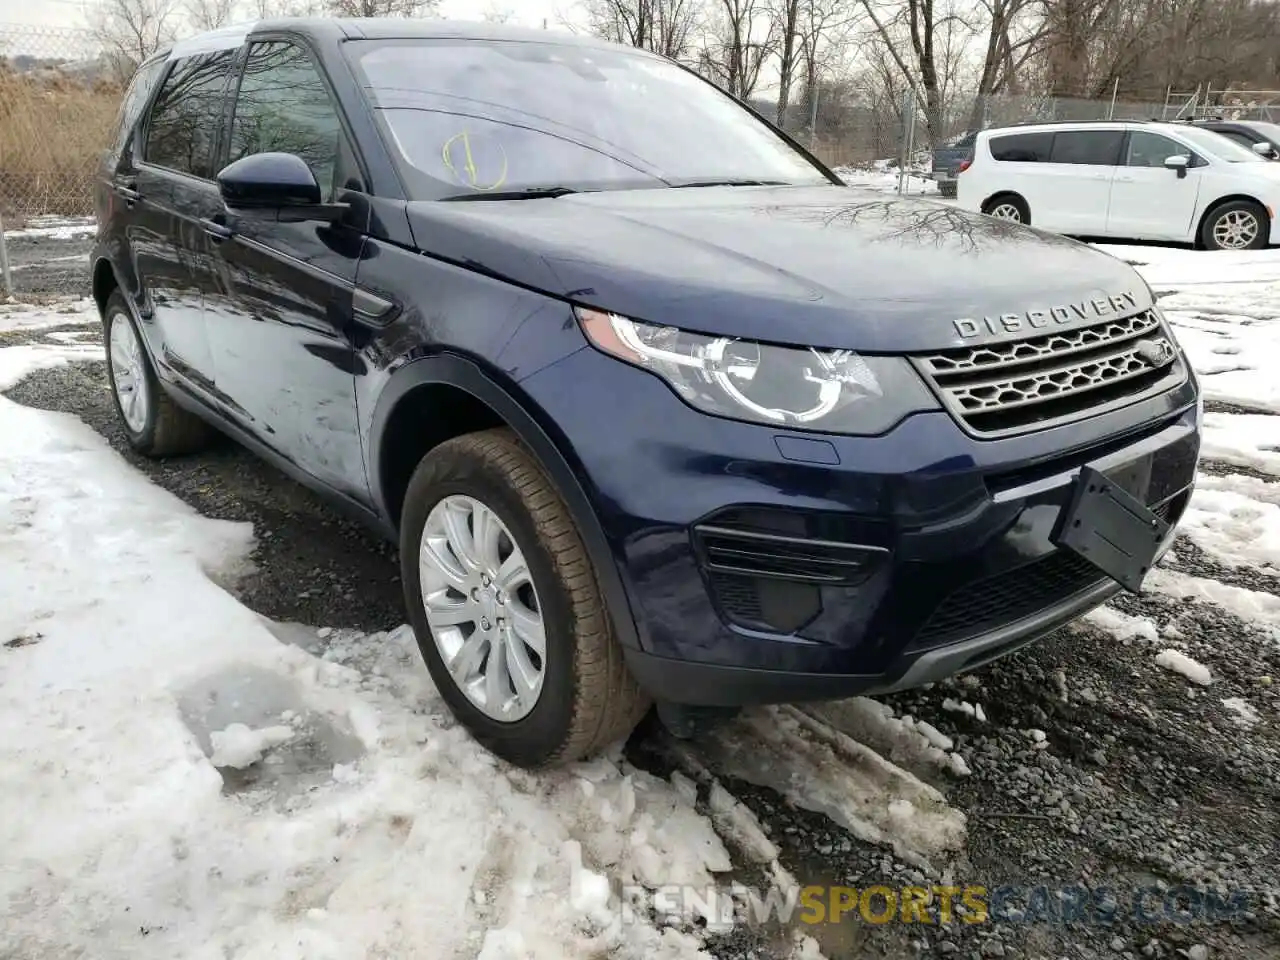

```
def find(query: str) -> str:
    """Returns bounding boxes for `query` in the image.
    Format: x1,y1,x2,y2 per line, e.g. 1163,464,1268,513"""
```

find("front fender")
369,353,642,651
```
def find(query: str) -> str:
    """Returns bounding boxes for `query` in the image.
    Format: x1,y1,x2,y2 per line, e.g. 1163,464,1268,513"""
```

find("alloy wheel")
108,312,149,434
988,202,1023,222
1212,209,1259,250
418,494,546,721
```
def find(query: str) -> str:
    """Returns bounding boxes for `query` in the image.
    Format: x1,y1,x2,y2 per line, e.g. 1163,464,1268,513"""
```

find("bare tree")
699,0,777,98
480,1,517,22
583,0,705,60
186,0,237,29
86,0,178,84
246,0,327,15
325,0,439,15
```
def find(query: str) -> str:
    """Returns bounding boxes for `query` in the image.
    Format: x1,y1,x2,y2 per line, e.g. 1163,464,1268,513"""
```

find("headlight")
575,307,936,435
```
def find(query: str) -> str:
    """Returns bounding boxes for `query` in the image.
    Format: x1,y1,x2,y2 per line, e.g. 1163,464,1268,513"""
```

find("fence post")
897,90,915,196
0,213,12,299
1108,78,1119,120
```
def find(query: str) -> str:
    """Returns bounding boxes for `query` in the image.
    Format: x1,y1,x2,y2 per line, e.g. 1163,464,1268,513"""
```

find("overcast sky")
5,0,580,33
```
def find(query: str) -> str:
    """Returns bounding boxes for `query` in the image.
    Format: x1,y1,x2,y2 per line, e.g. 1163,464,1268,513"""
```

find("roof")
162,17,618,61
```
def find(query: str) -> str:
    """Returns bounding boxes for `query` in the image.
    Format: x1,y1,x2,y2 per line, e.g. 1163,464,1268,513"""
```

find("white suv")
956,120,1280,250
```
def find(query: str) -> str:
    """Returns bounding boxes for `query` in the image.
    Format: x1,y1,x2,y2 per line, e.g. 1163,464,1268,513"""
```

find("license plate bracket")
1052,466,1170,594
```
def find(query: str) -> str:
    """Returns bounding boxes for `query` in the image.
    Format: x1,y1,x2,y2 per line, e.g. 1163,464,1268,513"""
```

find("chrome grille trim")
945,334,1176,415
913,309,1185,436
919,310,1163,376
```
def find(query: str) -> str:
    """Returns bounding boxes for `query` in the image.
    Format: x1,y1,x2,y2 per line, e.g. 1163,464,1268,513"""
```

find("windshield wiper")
441,186,579,201
669,179,791,188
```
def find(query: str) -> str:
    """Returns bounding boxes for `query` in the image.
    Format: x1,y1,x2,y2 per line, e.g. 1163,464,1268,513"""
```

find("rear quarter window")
989,132,1053,162
108,58,166,158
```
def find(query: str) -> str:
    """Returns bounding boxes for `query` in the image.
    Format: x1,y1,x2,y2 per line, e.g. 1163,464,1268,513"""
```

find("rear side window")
989,132,1053,162
144,51,235,179
109,58,166,157
1049,130,1123,165
228,41,346,201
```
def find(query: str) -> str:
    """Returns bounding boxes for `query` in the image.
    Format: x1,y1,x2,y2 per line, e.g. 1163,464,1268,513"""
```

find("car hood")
403,185,1153,352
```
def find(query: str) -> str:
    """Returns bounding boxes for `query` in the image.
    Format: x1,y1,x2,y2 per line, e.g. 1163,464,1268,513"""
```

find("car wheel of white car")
982,195,1029,224
1201,200,1268,251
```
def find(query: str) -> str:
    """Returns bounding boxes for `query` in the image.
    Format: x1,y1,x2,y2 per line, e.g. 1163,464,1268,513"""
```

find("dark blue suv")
93,18,1201,767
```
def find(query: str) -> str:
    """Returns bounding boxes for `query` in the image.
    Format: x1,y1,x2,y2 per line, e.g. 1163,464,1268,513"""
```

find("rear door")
984,131,1057,224
1106,131,1204,241
130,49,237,398
1042,129,1123,234
204,38,371,501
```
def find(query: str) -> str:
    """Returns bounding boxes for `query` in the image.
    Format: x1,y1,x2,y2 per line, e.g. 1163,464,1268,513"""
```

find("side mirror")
1251,141,1277,159
217,152,347,222
1163,154,1189,179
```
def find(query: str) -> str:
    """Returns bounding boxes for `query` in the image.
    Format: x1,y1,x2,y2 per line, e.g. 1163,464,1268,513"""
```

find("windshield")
1243,120,1280,143
1175,126,1268,162
348,38,832,198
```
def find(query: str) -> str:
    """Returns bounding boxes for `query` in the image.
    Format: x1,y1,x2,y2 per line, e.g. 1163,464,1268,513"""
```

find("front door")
1106,131,1204,241
129,48,236,398
205,38,370,502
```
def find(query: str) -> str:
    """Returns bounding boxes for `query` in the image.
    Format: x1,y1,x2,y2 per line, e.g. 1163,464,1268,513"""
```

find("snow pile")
1154,649,1213,686
1080,606,1159,644
0,358,728,959
208,722,297,768
1221,697,1261,727
1178,485,1280,575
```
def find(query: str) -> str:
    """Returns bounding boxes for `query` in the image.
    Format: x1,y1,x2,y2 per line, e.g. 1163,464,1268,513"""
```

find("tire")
982,194,1030,225
399,428,650,768
1199,200,1269,251
103,291,211,457
938,180,957,199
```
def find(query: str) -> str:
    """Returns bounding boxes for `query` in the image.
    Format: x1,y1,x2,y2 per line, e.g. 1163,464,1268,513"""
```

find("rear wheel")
982,194,1030,224
399,428,650,768
103,292,211,456
1200,200,1268,251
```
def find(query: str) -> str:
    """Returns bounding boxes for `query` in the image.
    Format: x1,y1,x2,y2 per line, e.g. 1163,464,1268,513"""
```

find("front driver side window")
228,41,344,200
1126,131,1201,169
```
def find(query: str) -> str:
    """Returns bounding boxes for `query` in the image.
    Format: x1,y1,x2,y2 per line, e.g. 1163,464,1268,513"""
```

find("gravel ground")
0,228,94,299
5,320,1279,960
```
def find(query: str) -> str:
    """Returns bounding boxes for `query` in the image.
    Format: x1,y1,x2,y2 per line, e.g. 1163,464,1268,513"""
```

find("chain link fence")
0,23,116,300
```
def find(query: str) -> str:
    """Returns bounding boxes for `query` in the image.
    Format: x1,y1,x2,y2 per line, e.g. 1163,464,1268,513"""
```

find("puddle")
177,664,364,799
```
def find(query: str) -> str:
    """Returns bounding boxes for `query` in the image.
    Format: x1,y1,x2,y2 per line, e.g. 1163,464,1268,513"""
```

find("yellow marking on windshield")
442,131,509,192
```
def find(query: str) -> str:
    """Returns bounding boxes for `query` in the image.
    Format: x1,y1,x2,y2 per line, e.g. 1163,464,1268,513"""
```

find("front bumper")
523,347,1200,706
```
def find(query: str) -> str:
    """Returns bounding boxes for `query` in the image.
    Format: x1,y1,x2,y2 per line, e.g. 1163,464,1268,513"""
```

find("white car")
956,120,1280,250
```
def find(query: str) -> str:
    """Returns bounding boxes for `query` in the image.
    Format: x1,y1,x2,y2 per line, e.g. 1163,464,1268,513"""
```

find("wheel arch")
91,256,120,316
369,355,642,651
981,191,1029,219
1195,194,1270,248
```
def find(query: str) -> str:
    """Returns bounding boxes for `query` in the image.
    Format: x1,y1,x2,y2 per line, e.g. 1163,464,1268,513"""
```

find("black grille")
914,310,1184,436
914,496,1182,649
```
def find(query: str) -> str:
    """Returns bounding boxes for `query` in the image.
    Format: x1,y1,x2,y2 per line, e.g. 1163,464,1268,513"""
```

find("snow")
2,216,97,240
1178,484,1280,574
208,723,297,769
0,341,735,958
0,297,98,333
1221,697,1261,726
1154,649,1213,686
834,165,939,197
1079,605,1160,644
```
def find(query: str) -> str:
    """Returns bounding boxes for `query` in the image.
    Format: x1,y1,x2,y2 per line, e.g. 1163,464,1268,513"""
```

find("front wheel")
399,428,650,768
1200,200,1268,251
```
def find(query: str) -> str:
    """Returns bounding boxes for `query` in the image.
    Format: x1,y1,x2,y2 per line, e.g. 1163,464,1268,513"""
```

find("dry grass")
0,71,121,223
